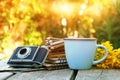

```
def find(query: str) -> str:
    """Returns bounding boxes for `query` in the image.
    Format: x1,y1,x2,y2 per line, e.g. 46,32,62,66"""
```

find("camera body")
7,46,49,68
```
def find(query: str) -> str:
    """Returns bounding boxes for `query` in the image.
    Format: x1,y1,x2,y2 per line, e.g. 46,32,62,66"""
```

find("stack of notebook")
44,37,68,70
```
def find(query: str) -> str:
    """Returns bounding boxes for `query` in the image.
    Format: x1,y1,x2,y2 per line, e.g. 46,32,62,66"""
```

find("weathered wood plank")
99,69,120,80
76,69,120,80
0,72,13,80
0,59,14,80
7,69,73,80
75,69,102,80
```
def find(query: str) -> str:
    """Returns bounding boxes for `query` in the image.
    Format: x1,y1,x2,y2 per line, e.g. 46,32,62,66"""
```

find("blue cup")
64,38,108,70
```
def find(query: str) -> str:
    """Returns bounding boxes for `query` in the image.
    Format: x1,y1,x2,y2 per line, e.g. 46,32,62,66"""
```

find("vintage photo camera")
7,46,49,68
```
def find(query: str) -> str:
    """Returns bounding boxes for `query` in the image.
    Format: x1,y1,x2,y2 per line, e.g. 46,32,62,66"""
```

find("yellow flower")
101,41,113,52
95,41,120,69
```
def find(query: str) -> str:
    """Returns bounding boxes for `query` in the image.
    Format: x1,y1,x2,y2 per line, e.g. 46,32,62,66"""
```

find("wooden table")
1,60,120,80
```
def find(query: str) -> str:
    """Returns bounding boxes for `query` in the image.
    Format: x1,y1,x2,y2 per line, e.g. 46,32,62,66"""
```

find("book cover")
43,63,68,70
45,58,67,64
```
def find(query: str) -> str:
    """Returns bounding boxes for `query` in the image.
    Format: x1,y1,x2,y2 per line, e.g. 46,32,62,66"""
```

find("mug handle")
93,45,108,65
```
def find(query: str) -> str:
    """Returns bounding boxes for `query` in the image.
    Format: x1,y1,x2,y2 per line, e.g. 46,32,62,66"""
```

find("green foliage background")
0,0,120,54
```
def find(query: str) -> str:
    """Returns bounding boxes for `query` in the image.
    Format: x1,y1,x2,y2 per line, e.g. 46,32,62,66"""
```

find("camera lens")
17,47,31,59
19,48,27,55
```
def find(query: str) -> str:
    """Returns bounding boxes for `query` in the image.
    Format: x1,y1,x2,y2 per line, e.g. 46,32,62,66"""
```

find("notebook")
44,57,68,70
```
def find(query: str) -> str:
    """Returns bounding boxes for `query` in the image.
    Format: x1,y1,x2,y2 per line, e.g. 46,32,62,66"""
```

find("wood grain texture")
75,69,120,80
0,72,13,80
0,59,13,80
7,69,73,80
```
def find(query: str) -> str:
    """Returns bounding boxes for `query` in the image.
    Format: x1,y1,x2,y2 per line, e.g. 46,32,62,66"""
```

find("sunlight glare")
61,5,69,12
79,10,84,15
80,4,86,10
4,48,13,55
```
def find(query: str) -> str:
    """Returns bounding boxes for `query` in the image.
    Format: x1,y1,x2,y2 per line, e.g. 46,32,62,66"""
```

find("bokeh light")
61,18,67,26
